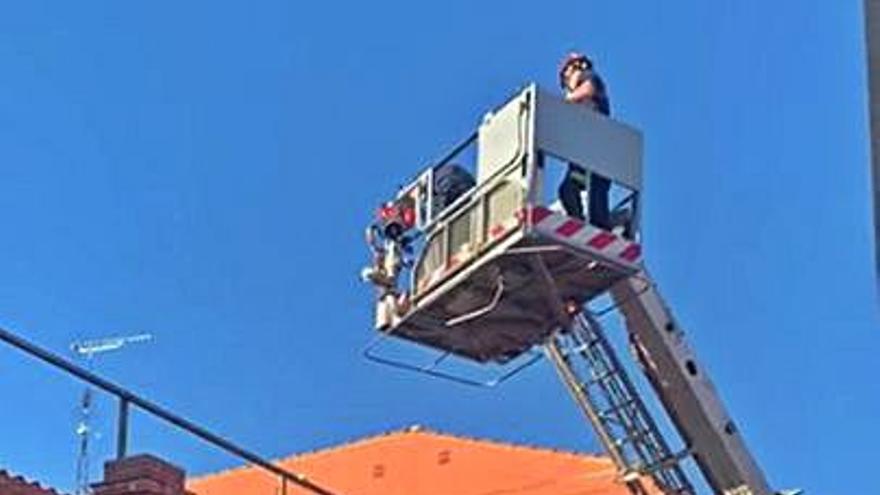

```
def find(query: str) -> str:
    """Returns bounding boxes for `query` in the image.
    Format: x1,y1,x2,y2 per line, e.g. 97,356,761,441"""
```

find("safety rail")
412,159,526,299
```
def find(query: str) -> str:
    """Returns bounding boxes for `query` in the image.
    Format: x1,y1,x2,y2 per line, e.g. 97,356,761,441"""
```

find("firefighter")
557,52,612,230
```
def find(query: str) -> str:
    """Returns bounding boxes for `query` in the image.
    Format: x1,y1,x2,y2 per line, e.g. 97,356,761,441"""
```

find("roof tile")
188,427,658,495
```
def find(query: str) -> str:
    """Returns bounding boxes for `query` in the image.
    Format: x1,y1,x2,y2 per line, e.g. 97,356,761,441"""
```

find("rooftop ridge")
188,425,612,485
187,425,421,486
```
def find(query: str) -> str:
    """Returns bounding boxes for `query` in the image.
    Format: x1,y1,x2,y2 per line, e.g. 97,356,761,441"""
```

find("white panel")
534,88,642,190
477,90,530,183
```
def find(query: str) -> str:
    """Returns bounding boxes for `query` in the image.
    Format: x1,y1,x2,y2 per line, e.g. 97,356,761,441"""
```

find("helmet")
558,52,593,88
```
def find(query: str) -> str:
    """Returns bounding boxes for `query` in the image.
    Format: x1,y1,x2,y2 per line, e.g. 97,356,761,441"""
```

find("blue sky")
0,1,874,494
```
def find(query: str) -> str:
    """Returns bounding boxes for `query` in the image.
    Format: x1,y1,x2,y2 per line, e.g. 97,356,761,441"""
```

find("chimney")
92,455,189,495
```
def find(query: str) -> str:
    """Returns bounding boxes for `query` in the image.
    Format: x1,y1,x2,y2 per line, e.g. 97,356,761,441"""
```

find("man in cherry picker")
557,52,613,231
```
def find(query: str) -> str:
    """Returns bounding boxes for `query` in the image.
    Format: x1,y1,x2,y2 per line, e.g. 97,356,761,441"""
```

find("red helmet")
558,52,593,88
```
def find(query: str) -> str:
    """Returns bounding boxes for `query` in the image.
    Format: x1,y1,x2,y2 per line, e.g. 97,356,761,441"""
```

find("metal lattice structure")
545,313,692,494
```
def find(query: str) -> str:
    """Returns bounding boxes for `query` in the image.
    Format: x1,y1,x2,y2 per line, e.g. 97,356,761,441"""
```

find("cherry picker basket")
363,84,644,368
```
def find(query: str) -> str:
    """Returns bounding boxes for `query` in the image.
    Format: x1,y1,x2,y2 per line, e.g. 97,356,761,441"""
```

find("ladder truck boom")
360,84,784,495
611,272,773,495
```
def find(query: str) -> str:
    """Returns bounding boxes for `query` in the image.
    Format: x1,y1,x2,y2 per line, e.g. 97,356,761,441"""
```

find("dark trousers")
559,166,611,230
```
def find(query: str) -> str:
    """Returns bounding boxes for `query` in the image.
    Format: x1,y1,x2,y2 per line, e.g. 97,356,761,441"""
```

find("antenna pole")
117,398,130,459
70,332,152,494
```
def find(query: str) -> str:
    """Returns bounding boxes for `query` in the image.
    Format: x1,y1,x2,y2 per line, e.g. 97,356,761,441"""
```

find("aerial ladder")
360,84,783,495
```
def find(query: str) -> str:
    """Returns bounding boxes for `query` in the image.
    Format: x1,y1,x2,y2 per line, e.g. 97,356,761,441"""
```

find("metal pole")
117,398,129,459
0,326,339,495
865,0,880,289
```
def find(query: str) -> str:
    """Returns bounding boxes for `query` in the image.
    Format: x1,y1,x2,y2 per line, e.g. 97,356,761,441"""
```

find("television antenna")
70,333,153,495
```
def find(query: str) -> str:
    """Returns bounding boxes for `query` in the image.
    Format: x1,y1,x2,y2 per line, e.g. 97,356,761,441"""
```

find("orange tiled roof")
0,469,63,495
188,426,652,495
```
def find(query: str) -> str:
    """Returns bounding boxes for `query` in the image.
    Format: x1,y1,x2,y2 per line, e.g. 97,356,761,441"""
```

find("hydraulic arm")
609,270,773,495
542,265,773,495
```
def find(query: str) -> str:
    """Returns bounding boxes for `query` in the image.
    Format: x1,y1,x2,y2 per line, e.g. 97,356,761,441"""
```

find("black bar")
0,326,338,495
428,131,478,170
117,398,129,459
866,0,880,292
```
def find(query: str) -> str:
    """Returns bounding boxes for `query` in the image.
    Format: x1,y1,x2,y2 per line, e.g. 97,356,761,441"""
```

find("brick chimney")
91,455,188,495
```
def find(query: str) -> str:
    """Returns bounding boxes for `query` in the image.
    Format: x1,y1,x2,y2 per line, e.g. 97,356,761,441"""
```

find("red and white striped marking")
415,205,641,295
526,206,642,266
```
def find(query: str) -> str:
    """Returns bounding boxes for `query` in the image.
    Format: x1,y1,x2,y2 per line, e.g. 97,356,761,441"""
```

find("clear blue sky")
0,1,874,494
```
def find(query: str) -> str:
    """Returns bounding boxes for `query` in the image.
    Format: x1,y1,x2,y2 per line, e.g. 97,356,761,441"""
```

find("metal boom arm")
610,270,773,495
